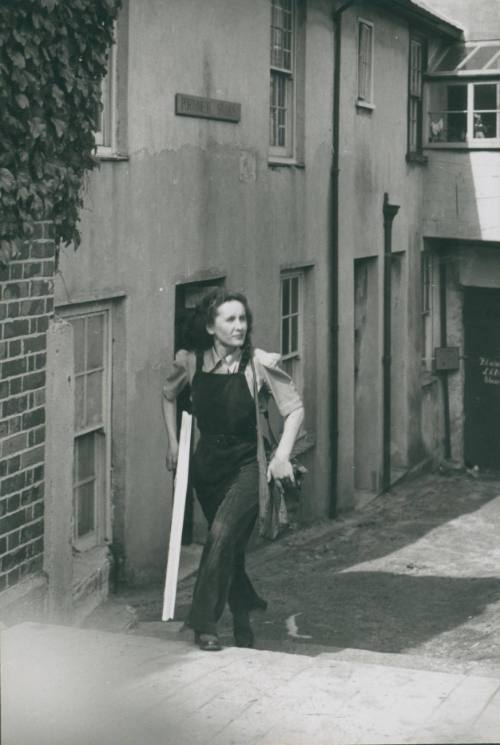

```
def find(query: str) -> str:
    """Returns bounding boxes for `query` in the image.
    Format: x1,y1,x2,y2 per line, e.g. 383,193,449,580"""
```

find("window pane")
282,278,290,315
270,73,289,147
75,376,86,431
291,276,299,313
474,112,497,139
474,83,497,110
282,317,289,356
410,40,423,97
87,313,105,370
291,315,298,353
77,481,95,537
86,371,104,427
447,85,467,110
358,22,372,101
409,98,419,151
72,317,86,374
447,112,467,142
76,433,95,482
271,0,293,71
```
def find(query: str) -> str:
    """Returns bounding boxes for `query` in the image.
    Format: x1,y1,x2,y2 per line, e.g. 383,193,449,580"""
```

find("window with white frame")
280,272,303,390
270,0,295,158
66,307,111,551
408,36,426,155
95,40,117,153
357,19,374,106
427,80,500,146
426,40,500,148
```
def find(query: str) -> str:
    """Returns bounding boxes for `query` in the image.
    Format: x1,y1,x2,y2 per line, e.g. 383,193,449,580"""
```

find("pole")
382,193,400,493
162,410,193,622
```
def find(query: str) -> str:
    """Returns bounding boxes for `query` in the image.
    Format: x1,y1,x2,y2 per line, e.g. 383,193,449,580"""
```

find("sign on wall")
175,93,241,123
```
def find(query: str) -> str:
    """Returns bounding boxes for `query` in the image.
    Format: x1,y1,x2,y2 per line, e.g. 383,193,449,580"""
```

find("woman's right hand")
165,441,179,472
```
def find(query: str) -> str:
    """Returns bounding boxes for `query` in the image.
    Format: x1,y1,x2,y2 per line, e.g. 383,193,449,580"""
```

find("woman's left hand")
267,454,295,484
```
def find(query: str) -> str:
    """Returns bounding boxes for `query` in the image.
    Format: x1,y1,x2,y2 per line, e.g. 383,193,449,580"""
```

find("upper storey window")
270,0,296,158
426,41,500,148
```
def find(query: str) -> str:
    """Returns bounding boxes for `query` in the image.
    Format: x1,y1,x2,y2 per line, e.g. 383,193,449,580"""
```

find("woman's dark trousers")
189,461,260,635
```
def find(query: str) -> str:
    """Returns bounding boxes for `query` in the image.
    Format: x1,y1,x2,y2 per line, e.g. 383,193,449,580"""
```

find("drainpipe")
329,0,357,518
439,255,452,460
382,193,400,493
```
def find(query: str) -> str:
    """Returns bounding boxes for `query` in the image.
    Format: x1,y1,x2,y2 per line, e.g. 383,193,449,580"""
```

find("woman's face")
208,300,248,350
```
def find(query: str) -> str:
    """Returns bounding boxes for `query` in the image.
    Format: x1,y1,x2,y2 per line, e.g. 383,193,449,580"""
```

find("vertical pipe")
439,256,452,460
382,193,400,492
330,0,357,519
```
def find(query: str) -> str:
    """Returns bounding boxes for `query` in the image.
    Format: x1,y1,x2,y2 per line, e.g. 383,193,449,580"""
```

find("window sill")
406,152,428,165
356,100,376,112
425,143,500,151
95,149,129,162
268,157,305,169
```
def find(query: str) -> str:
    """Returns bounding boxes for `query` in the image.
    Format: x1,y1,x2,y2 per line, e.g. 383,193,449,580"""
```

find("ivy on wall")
0,0,122,265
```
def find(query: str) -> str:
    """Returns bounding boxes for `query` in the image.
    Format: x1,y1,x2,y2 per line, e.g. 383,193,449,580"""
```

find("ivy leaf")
52,118,66,138
9,51,26,69
52,84,64,107
15,94,30,109
0,240,19,267
29,117,46,139
0,168,15,192
40,0,59,12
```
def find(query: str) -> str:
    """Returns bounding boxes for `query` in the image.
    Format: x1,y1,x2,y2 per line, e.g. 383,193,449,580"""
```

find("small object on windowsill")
406,152,428,165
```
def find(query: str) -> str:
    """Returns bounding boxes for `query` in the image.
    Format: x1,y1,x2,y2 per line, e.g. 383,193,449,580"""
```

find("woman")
162,289,304,651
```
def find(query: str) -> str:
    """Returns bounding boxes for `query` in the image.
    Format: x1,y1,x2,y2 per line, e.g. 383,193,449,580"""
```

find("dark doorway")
464,287,500,470
174,278,225,543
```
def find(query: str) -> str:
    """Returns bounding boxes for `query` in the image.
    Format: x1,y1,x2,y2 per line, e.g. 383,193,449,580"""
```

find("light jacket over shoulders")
162,347,302,417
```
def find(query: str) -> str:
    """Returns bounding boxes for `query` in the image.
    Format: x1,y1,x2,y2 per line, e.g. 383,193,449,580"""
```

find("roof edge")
373,0,465,40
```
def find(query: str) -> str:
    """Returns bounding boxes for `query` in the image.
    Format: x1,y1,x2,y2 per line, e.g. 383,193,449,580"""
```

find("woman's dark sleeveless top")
191,351,257,488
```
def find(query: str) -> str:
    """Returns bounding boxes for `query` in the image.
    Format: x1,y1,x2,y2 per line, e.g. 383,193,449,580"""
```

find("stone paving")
3,469,500,744
2,622,500,745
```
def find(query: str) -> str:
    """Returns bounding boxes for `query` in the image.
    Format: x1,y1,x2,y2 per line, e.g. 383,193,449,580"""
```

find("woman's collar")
207,345,242,370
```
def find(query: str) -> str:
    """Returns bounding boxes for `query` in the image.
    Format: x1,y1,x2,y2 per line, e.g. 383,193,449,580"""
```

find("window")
421,251,433,370
280,272,303,390
426,40,500,148
428,81,500,146
270,0,295,158
357,20,374,106
408,37,426,155
66,307,111,551
95,40,117,153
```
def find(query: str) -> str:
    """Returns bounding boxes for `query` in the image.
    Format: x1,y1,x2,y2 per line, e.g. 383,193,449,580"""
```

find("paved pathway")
2,622,500,745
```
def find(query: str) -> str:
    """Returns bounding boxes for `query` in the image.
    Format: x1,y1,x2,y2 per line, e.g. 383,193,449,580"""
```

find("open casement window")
280,272,303,392
66,307,112,552
270,0,295,159
426,41,500,148
357,19,374,107
408,36,426,156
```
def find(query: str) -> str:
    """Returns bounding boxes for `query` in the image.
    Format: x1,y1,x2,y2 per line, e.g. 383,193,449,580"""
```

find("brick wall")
0,221,54,596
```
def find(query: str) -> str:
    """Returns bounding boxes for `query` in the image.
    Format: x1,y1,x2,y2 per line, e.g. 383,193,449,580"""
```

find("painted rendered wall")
423,152,500,243
55,0,335,582
336,4,433,508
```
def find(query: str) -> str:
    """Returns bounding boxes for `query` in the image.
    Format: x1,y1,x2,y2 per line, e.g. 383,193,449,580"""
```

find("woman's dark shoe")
194,632,222,651
233,612,254,648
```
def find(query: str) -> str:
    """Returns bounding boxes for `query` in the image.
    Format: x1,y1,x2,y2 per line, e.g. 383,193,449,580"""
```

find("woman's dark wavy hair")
183,288,254,366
